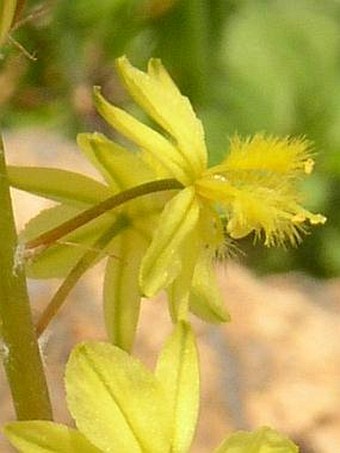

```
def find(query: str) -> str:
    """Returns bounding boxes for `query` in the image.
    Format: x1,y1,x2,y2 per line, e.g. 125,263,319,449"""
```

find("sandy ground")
1,128,339,452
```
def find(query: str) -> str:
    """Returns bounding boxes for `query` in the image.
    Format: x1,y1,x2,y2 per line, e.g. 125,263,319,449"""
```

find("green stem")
36,215,130,337
0,136,52,420
25,178,183,250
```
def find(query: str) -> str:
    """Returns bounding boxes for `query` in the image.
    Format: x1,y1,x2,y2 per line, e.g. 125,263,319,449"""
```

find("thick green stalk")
0,137,52,420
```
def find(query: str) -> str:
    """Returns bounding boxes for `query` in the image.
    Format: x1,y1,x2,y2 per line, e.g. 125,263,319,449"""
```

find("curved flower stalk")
94,56,326,319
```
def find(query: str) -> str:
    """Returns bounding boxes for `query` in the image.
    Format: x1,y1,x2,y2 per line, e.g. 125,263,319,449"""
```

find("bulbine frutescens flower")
95,56,326,319
8,56,326,343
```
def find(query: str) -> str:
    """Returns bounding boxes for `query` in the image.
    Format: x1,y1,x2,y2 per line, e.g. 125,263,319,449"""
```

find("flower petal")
77,132,155,190
104,230,147,351
225,186,325,246
156,321,199,453
94,87,190,184
166,228,200,321
219,134,314,178
116,56,207,181
197,174,325,246
66,342,171,453
139,187,199,297
8,166,112,207
4,421,100,453
146,57,184,97
189,253,231,323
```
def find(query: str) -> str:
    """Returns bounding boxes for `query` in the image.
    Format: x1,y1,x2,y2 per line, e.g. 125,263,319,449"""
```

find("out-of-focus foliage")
1,0,339,276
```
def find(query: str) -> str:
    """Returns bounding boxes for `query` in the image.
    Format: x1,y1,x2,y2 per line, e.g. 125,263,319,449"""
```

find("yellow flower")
93,56,325,319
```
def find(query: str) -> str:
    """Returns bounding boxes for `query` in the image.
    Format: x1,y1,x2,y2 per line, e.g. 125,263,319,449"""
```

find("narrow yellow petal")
94,87,190,184
104,231,146,351
147,58,183,97
216,134,314,180
189,252,231,323
166,227,200,321
116,56,207,181
77,132,154,190
8,165,112,207
140,187,199,296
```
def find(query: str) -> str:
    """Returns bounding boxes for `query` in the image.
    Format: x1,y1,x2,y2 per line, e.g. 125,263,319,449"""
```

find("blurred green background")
1,0,339,277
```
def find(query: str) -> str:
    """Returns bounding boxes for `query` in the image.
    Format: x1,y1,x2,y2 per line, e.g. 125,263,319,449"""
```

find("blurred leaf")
221,1,340,135
319,225,340,275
